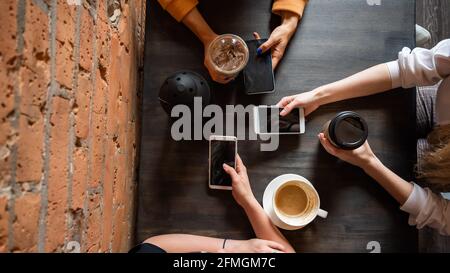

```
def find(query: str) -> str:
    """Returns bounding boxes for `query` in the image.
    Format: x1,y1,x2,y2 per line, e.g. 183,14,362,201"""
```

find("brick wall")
0,0,145,252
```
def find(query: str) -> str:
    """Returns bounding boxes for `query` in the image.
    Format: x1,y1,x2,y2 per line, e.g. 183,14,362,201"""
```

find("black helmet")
158,70,211,115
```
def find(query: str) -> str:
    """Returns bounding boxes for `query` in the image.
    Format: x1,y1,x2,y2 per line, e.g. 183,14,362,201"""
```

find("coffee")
206,34,249,79
275,183,308,217
266,175,328,229
323,111,368,150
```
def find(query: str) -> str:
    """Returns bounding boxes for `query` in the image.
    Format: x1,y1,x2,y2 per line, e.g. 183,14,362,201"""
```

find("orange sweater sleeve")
272,0,308,17
158,0,199,22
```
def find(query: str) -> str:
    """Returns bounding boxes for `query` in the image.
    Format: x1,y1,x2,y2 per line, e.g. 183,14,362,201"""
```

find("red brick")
19,64,49,122
16,116,44,183
54,0,77,90
113,153,127,207
117,26,132,107
55,40,74,90
56,0,77,45
46,96,70,252
96,20,110,81
111,205,125,252
0,0,18,70
89,113,105,188
100,139,115,252
97,0,109,24
0,196,8,253
125,122,136,180
0,138,12,188
74,72,91,140
87,69,107,188
79,7,94,72
0,76,14,147
0,74,14,190
71,147,87,211
0,0,17,126
12,193,40,252
23,0,50,69
115,101,128,156
122,167,135,252
16,65,48,183
85,193,101,252
94,69,107,115
106,35,120,137
0,0,145,253
0,66,14,130
12,1,49,184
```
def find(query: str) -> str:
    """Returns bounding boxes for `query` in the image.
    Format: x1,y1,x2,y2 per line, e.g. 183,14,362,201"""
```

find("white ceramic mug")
272,179,328,228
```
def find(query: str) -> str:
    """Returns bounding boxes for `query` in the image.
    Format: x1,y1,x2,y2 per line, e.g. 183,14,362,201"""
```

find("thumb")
258,37,276,55
223,163,239,180
318,133,338,156
280,100,298,116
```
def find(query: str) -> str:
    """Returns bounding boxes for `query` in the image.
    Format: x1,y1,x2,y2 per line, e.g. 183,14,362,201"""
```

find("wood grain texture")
416,0,450,48
136,0,418,252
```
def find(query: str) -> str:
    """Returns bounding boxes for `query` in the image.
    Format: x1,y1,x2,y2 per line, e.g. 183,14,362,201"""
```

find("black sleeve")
128,243,167,253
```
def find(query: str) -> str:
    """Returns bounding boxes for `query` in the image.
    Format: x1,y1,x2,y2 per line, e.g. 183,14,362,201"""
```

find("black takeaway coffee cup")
322,111,368,150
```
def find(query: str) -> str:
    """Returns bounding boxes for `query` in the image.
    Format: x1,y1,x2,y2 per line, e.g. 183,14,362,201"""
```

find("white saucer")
262,174,313,231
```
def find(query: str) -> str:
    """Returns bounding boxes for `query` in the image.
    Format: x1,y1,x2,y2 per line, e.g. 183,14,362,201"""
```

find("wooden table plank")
416,0,450,48
137,0,418,252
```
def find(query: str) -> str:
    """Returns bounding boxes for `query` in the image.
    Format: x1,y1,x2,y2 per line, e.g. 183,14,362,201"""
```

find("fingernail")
256,48,262,56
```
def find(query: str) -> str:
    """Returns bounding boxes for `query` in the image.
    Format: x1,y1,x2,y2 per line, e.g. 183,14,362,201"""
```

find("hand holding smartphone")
209,135,237,190
253,106,305,135
243,39,275,95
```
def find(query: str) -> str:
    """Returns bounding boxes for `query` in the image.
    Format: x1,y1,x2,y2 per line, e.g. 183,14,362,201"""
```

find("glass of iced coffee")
205,34,249,82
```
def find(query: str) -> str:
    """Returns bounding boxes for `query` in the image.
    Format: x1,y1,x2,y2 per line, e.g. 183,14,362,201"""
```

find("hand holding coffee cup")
318,133,377,169
319,111,377,169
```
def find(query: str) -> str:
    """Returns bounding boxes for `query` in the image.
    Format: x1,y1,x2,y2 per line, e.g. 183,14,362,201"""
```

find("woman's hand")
255,11,299,69
218,239,286,253
318,133,377,169
276,89,322,116
223,154,255,207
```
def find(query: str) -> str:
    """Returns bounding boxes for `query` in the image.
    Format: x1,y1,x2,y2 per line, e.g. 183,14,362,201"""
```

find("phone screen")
243,39,275,94
258,107,301,133
210,139,236,187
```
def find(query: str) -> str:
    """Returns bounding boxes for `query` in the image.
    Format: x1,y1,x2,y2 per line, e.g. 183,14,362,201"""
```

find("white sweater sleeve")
386,39,450,125
386,39,450,89
400,183,450,236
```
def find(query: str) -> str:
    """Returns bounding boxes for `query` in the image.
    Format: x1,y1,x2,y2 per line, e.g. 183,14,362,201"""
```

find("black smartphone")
253,106,305,134
208,135,237,190
243,39,275,95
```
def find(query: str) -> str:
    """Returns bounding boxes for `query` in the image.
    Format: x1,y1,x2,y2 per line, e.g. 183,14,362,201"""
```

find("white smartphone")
253,105,305,135
208,135,237,190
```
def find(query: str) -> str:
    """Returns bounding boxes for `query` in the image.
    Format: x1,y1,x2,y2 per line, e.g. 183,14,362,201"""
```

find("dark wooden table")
137,0,418,252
